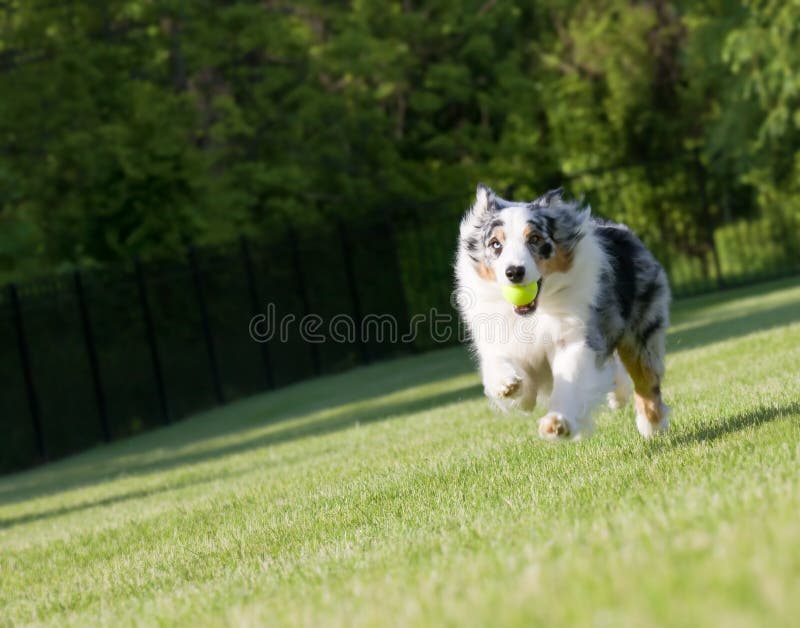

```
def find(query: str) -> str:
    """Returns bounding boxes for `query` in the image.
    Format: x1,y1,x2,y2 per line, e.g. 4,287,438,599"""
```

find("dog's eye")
488,239,502,252
528,233,543,245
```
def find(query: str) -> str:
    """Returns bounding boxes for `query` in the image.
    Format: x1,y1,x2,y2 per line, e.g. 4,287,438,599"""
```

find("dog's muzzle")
513,278,543,316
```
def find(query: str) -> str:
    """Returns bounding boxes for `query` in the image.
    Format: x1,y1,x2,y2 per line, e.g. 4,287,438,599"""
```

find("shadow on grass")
0,348,473,503
116,381,483,479
655,401,800,451
668,300,800,352
0,380,483,529
0,468,252,530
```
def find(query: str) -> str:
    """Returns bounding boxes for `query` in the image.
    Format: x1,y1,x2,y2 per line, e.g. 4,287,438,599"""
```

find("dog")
455,184,670,440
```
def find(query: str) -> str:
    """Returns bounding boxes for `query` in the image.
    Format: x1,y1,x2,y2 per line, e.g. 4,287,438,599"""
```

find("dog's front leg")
480,353,536,412
538,342,613,440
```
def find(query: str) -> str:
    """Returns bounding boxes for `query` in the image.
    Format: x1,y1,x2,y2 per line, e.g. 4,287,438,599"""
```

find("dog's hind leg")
617,330,670,437
607,352,632,410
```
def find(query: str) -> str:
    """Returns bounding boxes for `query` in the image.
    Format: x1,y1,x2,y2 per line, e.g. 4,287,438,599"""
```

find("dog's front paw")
484,372,523,401
537,412,572,441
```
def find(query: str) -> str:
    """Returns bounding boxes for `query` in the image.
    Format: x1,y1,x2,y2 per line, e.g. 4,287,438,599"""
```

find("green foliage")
0,1,799,280
715,215,800,278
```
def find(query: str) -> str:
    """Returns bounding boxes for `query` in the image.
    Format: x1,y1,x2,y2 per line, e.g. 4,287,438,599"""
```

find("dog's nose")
505,265,525,283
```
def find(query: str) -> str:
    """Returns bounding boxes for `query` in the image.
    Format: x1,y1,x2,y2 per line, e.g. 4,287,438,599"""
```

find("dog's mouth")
513,278,543,316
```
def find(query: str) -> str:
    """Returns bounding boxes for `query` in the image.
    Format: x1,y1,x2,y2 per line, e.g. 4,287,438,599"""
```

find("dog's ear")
460,183,499,242
532,187,564,208
542,194,591,248
475,183,499,215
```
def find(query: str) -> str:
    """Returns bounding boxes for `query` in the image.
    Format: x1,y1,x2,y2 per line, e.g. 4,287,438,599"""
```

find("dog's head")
459,183,590,315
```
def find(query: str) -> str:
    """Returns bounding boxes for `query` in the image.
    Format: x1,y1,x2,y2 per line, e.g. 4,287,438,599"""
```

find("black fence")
0,214,430,474
2,204,800,474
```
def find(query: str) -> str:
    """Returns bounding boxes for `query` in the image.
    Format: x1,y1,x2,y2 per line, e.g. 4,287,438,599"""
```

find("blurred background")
1,0,799,472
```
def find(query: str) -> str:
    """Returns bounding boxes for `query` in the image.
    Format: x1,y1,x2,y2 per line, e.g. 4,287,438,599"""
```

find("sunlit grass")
1,277,799,627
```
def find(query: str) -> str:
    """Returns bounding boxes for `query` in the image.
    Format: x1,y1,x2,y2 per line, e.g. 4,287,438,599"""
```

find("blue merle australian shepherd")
455,184,671,440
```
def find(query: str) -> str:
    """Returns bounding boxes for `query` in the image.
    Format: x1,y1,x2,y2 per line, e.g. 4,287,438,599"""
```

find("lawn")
1,277,799,627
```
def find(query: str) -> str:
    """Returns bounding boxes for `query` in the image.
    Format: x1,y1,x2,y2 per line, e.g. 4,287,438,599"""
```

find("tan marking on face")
476,261,496,281
478,226,504,281
616,344,667,425
523,224,547,248
489,226,506,245
523,224,535,241
538,243,573,276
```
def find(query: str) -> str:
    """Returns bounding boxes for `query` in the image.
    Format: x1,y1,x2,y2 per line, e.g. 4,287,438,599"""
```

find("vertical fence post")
240,235,274,389
285,221,322,376
8,283,47,461
411,214,438,308
73,270,111,442
411,213,441,349
135,259,171,424
793,212,800,274
383,213,416,354
694,150,724,290
336,219,370,364
188,246,224,405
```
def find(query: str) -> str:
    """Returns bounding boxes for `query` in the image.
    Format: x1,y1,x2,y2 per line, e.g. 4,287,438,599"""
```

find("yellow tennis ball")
501,282,539,306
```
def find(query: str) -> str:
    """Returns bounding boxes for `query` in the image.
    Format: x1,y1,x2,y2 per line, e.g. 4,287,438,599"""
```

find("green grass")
2,277,800,627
